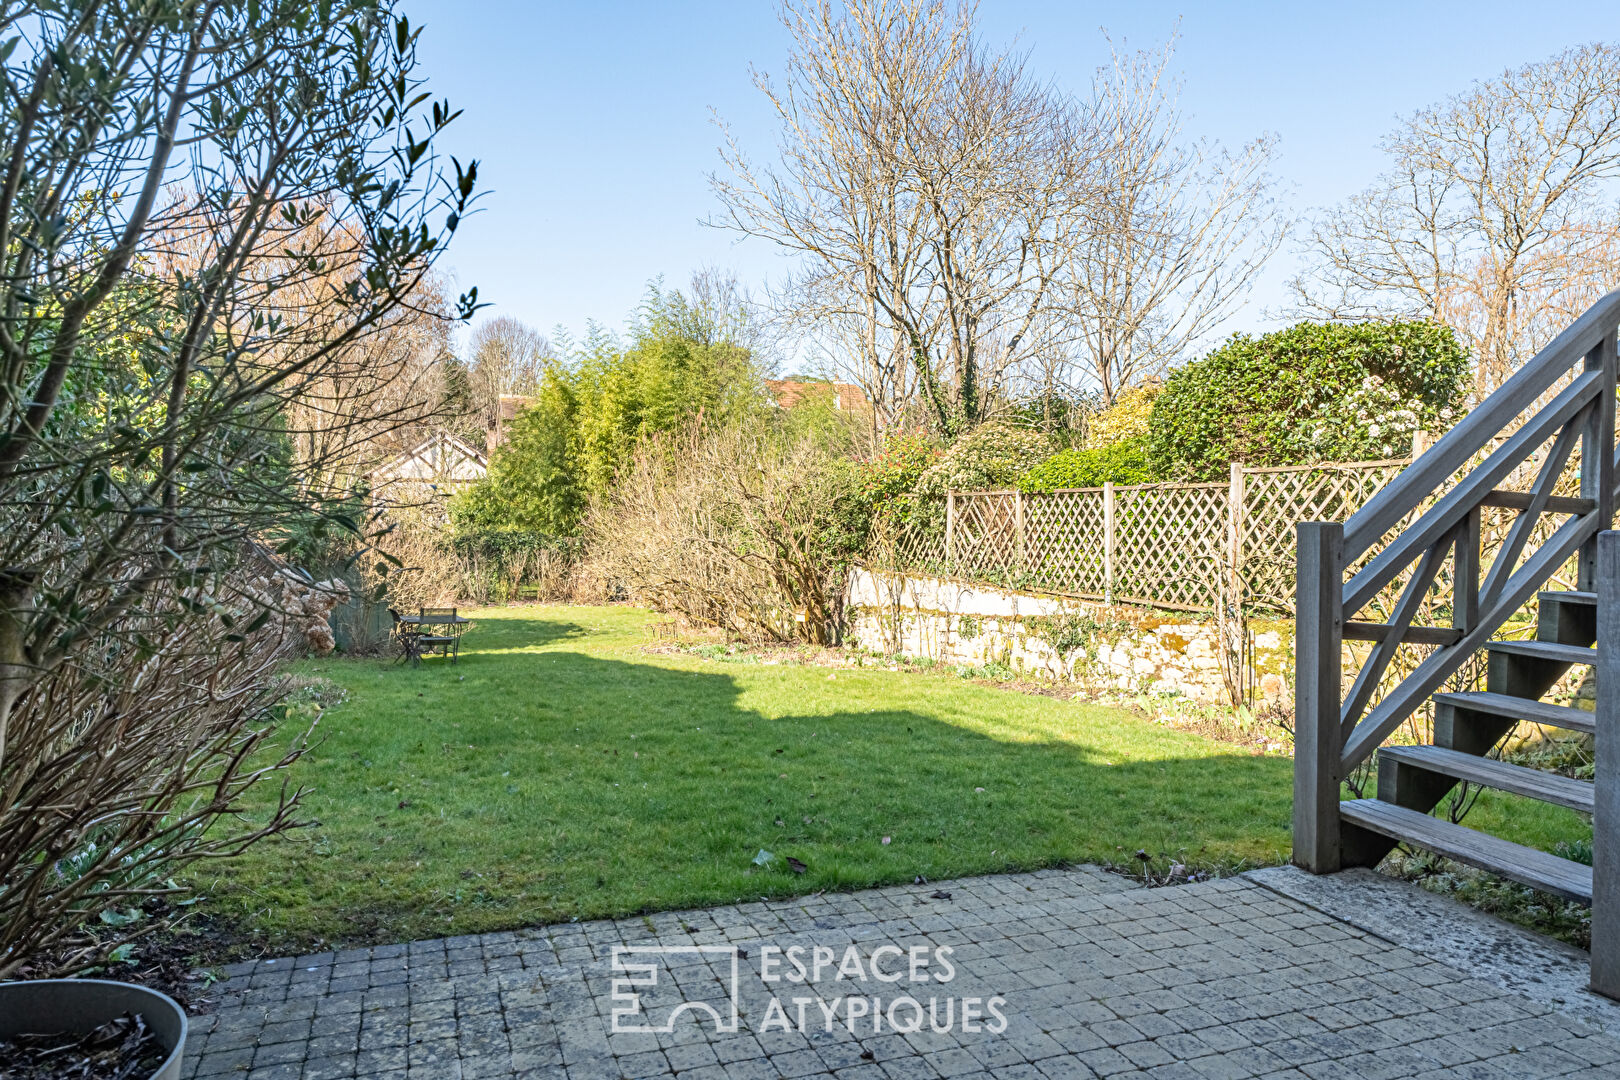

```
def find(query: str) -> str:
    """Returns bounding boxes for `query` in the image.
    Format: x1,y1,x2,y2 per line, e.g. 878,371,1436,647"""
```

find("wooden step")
1482,640,1597,665
1340,799,1592,903
1431,691,1595,735
1538,589,1597,605
1378,745,1593,812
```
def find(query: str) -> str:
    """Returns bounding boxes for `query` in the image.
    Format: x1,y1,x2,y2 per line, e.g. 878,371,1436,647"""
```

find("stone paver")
190,866,1620,1079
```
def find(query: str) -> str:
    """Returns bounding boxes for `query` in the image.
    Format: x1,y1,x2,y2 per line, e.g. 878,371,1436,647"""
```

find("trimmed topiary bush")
1146,320,1468,480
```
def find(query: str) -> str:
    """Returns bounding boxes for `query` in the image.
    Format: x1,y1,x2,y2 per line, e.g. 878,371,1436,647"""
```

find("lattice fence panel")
1240,461,1410,613
866,458,1455,614
1112,483,1230,610
951,492,1019,580
864,495,945,574
1025,489,1107,596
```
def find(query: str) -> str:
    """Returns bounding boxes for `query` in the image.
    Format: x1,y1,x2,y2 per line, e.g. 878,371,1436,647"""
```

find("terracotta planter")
0,978,187,1080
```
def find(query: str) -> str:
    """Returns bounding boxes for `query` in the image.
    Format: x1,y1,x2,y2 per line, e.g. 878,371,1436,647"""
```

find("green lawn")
196,605,1296,951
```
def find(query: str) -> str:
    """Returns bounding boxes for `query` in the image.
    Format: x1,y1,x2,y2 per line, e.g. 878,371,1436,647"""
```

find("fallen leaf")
753,849,775,867
881,836,891,845
786,856,807,874
930,890,952,900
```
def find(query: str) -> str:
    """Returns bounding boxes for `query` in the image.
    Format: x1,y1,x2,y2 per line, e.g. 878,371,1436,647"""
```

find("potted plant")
0,979,187,1080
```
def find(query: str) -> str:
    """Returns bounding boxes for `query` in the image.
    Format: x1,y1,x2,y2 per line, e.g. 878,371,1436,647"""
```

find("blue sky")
411,1,1620,369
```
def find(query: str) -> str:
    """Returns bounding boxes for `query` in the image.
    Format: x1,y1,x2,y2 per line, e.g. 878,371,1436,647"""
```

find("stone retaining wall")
845,567,1292,704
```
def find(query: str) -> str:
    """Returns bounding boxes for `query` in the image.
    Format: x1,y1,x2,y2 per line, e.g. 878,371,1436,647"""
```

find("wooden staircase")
1342,585,1598,904
1291,289,1620,997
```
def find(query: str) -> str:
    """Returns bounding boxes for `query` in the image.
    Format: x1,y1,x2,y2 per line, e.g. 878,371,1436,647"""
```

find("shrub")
0,564,327,977
0,1,473,976
1087,382,1161,447
451,282,769,537
587,424,865,644
451,369,585,536
367,507,586,611
1018,439,1154,491
856,432,942,527
912,423,1052,499
905,423,1051,533
1147,321,1468,480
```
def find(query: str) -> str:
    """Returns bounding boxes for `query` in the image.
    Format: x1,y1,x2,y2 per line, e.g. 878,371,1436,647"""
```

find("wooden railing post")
1594,529,1620,999
1580,331,1619,590
1453,505,1481,634
1103,481,1116,605
945,491,956,574
1294,521,1345,874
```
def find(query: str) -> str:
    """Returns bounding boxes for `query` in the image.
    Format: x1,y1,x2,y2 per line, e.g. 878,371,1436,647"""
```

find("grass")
196,604,1593,955
197,604,1296,952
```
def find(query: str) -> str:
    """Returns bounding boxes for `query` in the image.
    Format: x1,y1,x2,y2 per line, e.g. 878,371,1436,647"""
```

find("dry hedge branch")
586,426,857,644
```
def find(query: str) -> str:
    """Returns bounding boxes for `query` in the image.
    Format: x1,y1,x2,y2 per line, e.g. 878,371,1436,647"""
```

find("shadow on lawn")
279,615,1293,945
452,615,591,653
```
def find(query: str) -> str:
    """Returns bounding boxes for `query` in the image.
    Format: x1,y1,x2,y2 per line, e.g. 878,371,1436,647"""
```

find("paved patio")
191,865,1620,1080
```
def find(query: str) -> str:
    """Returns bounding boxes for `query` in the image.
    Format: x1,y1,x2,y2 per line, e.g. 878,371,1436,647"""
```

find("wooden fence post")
1103,481,1115,605
1014,489,1026,572
1293,521,1344,874
1228,462,1246,614
1593,529,1620,999
945,491,956,575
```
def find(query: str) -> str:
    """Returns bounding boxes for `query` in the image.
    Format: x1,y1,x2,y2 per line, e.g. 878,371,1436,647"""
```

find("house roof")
764,379,869,412
371,430,488,486
497,395,534,422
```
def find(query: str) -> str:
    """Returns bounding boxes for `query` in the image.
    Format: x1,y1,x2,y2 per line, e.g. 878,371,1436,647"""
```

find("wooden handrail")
1342,371,1602,614
1343,288,1620,566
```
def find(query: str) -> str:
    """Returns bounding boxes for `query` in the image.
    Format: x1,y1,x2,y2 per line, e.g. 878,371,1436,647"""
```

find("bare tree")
1291,42,1620,397
687,266,771,355
269,234,460,495
711,0,1097,437
466,315,552,427
1071,34,1287,405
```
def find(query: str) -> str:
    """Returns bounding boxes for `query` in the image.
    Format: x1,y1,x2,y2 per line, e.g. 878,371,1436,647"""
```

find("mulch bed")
7,901,240,1015
0,1012,167,1079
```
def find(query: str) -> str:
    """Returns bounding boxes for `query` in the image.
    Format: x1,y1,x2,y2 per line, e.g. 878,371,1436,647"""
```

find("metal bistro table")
393,607,470,666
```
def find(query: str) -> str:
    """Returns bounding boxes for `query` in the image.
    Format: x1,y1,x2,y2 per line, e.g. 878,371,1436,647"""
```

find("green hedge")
1018,439,1153,492
1146,320,1468,480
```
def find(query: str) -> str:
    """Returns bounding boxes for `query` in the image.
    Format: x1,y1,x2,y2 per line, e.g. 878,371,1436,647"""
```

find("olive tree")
0,0,478,974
